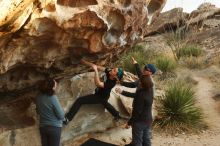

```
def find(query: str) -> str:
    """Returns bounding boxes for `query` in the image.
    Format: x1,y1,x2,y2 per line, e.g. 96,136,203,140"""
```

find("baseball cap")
144,64,156,74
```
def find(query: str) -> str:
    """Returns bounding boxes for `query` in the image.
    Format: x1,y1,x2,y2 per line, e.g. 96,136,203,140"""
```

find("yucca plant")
154,81,204,133
155,56,177,74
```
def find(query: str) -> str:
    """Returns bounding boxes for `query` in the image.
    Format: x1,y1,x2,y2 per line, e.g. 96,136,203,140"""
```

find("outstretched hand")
91,64,98,71
131,57,137,64
81,59,105,72
80,59,87,64
124,123,131,129
80,59,94,68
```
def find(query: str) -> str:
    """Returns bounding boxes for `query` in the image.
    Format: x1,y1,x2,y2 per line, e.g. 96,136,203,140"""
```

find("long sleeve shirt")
121,63,154,125
36,94,64,127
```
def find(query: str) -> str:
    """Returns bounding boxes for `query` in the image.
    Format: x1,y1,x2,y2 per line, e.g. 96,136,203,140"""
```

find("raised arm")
81,59,105,72
132,57,142,78
92,64,104,88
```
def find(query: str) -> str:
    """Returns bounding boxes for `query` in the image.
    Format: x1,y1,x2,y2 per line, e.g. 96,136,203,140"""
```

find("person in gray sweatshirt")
36,78,64,146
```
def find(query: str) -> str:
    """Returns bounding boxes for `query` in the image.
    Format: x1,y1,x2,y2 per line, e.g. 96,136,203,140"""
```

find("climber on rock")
63,59,124,125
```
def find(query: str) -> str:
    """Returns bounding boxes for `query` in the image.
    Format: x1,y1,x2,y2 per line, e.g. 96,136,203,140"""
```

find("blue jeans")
132,122,151,146
39,126,61,146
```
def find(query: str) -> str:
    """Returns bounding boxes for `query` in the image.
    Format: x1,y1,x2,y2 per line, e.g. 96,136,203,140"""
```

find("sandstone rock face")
145,8,189,36
0,0,166,134
0,0,167,145
188,3,220,25
146,2,220,35
0,0,166,91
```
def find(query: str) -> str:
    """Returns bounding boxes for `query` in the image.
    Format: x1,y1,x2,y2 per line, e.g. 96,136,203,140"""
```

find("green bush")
154,81,203,133
177,45,203,59
118,45,155,74
155,56,177,73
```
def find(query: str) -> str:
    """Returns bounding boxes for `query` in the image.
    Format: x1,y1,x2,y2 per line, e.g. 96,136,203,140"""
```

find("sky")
162,0,220,12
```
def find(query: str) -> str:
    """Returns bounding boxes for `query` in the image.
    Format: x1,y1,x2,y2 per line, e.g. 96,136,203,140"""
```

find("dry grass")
180,56,205,69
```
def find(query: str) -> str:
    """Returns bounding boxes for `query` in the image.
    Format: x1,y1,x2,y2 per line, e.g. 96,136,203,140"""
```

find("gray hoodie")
36,94,64,127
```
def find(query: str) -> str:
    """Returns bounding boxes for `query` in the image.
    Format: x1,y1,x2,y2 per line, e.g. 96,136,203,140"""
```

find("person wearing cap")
115,57,156,146
63,59,124,125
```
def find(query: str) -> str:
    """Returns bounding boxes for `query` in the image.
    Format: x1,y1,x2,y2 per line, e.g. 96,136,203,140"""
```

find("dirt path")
193,76,220,130
152,75,220,146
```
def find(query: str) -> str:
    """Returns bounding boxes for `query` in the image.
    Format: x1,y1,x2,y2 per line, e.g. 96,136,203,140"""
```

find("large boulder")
0,0,166,139
0,0,166,93
145,8,189,36
0,0,167,145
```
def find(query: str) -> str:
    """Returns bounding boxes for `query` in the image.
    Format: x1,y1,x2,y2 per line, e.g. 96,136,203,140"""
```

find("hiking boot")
125,143,133,146
120,114,130,120
114,113,129,122
63,117,69,125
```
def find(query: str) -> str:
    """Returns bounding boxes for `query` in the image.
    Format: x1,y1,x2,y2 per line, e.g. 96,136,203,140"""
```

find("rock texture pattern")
0,0,166,93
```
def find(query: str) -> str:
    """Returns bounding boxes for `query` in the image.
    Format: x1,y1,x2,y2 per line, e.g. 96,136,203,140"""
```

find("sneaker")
63,117,69,125
125,143,133,146
120,114,130,120
114,113,130,122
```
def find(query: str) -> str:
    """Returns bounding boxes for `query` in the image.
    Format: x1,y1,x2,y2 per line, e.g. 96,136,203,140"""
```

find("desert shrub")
164,26,203,62
165,26,189,60
177,45,203,59
155,56,177,73
154,81,204,133
166,28,187,46
181,56,204,69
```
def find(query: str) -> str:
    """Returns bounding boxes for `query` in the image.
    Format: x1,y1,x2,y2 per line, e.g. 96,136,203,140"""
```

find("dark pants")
39,126,61,146
66,94,119,121
132,122,151,146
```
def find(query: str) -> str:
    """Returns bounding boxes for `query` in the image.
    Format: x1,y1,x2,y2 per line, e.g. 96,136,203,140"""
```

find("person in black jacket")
115,57,156,146
63,59,124,125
